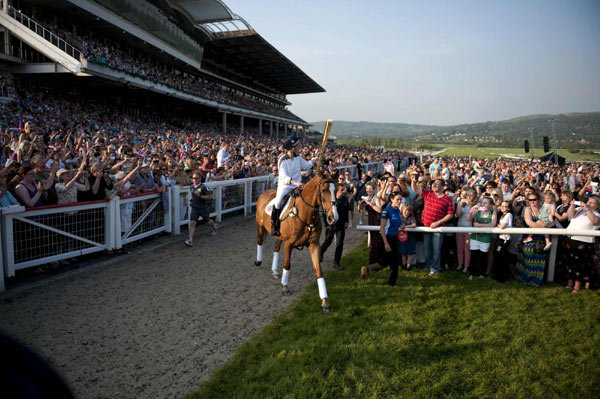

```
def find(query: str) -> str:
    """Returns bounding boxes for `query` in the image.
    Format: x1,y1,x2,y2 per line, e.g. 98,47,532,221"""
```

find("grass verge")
188,242,600,399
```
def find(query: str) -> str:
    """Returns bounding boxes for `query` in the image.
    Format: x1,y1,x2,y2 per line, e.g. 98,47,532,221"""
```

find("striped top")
421,189,454,227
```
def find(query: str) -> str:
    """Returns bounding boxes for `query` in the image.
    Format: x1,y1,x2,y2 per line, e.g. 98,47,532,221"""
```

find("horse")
255,168,339,313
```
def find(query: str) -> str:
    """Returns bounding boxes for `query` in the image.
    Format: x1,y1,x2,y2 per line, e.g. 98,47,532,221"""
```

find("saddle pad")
265,196,292,219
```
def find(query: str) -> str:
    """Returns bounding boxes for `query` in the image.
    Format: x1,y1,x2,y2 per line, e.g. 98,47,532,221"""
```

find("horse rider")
271,136,314,236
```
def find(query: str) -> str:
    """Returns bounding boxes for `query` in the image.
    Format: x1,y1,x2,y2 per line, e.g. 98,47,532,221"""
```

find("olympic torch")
317,119,333,173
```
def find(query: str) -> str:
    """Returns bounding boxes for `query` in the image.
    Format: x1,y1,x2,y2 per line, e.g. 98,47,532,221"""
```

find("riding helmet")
283,136,300,150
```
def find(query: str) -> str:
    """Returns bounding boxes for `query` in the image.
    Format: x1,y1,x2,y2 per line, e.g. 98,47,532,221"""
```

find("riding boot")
271,207,281,237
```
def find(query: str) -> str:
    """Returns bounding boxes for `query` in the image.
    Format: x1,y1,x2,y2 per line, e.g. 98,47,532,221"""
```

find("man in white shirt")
217,143,229,167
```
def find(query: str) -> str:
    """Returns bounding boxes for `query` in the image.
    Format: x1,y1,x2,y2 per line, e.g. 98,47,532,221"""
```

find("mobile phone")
574,201,582,206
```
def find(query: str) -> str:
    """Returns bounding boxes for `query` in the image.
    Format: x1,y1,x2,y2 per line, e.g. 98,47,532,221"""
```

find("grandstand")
0,0,324,135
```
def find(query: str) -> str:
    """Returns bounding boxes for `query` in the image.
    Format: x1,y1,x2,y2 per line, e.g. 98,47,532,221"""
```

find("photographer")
80,162,114,202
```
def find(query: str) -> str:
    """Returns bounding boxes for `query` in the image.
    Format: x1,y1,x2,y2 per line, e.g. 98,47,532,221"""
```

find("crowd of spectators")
0,87,401,212
81,39,300,121
358,155,600,293
16,6,300,121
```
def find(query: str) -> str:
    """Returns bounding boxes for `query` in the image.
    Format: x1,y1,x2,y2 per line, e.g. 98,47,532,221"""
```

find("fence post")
114,197,122,250
0,226,4,292
171,185,181,235
215,186,222,222
244,181,250,217
547,235,559,282
2,213,15,278
106,197,116,250
164,188,172,233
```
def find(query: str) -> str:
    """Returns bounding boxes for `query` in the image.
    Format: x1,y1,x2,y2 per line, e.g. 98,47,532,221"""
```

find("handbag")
397,229,408,242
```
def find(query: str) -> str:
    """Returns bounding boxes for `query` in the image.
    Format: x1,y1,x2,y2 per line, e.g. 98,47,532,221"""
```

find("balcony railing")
7,6,81,60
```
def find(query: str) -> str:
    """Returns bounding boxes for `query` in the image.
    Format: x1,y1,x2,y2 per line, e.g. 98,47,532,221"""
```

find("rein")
280,177,336,249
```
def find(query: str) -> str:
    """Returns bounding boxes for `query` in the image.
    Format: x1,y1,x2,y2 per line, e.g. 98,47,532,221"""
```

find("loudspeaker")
543,136,550,153
524,140,529,153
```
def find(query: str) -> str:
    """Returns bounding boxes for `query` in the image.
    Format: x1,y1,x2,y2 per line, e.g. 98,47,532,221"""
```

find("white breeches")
274,185,296,209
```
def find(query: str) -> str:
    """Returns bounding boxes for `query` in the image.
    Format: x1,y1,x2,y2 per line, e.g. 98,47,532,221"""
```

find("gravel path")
0,215,366,399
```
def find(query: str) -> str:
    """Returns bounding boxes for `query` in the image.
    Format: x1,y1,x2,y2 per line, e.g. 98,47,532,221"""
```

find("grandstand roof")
164,0,325,95
202,34,325,95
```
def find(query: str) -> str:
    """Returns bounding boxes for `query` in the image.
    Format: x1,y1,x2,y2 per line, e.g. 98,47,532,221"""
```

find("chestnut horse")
255,168,339,312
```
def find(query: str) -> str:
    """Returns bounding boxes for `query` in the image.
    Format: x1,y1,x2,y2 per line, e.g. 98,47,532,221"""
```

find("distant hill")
310,112,600,147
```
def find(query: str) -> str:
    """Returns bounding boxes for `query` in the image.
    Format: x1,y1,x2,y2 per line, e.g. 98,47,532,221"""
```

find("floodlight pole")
528,127,535,161
551,119,558,164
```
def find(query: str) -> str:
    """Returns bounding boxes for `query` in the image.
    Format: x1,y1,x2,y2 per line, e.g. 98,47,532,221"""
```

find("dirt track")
0,215,365,399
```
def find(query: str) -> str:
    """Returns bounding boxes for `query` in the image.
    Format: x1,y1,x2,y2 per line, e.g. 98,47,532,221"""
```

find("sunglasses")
527,198,538,202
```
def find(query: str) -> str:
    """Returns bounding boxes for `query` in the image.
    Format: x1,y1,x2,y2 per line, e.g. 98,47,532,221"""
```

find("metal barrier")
356,225,600,283
115,192,171,248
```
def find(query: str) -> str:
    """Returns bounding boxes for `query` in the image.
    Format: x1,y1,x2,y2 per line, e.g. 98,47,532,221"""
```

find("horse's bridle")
282,178,336,238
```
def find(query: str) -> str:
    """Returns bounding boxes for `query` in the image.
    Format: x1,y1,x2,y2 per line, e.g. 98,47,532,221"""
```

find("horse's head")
318,168,339,226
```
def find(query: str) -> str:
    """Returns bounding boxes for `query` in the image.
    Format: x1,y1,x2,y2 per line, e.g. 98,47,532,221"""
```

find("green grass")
188,243,600,399
421,144,600,162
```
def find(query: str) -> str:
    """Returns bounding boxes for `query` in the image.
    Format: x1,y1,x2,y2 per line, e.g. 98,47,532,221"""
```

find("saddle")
265,188,301,219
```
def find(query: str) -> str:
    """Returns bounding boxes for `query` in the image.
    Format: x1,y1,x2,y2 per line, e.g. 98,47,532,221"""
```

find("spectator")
361,192,403,286
0,179,19,207
514,191,551,286
217,143,230,167
185,172,218,247
55,164,90,204
467,196,497,280
320,183,349,270
411,175,454,277
564,195,600,293
398,204,417,270
14,166,44,208
358,182,383,274
455,188,476,273
493,200,513,282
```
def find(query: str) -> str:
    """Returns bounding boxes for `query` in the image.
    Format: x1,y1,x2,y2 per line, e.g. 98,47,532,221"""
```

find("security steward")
272,136,313,236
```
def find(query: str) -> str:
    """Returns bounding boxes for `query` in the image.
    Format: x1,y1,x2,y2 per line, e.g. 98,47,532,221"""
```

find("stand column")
240,115,244,134
222,112,227,135
259,118,262,136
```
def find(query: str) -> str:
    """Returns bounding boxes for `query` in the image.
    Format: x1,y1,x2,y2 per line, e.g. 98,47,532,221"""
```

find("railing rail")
7,6,81,60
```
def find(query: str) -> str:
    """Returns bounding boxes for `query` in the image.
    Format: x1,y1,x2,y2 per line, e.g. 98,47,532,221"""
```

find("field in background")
431,145,600,162
188,243,600,399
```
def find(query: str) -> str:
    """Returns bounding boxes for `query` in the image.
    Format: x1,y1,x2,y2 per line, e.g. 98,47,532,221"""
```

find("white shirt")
568,208,600,243
498,213,513,242
278,154,312,188
217,148,229,167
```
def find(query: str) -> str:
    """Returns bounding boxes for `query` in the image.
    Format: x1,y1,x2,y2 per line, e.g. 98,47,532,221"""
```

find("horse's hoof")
272,272,281,279
255,261,262,266
322,305,331,313
282,289,292,296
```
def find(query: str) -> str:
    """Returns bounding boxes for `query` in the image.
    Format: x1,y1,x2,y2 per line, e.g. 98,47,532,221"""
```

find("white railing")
1,161,392,291
114,191,171,248
1,200,115,278
356,225,600,283
6,6,81,59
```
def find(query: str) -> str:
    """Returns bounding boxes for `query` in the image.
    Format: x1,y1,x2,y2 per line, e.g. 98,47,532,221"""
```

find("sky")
224,0,600,126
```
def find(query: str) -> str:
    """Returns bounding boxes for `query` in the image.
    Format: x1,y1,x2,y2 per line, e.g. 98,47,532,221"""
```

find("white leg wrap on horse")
317,277,328,299
271,252,280,272
281,269,290,286
257,245,263,262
